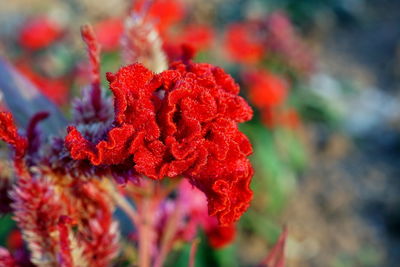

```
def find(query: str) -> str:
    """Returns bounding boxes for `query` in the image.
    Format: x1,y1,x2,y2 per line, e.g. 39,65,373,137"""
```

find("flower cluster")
224,12,314,74
0,2,259,266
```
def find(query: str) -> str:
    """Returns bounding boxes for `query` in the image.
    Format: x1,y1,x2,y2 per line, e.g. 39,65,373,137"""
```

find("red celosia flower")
178,24,214,51
224,23,265,64
16,63,69,106
66,61,254,225
133,0,185,34
94,18,124,51
19,17,62,50
243,70,288,108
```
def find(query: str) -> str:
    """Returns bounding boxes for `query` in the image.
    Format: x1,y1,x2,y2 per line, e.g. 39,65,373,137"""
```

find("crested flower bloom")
224,23,265,64
66,59,254,225
19,17,62,51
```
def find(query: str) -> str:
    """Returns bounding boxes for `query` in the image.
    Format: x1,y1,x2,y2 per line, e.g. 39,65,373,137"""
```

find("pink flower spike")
57,216,74,267
260,226,288,267
81,24,102,110
0,247,19,267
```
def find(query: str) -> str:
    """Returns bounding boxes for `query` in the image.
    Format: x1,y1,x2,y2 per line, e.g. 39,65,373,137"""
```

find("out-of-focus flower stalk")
137,181,157,267
121,10,168,73
154,189,184,267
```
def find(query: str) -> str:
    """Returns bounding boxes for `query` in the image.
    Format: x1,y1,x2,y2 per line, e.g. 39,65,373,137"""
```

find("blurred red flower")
178,24,214,51
244,70,288,108
224,23,265,64
19,17,62,51
262,108,301,129
6,230,23,251
134,0,185,34
94,18,124,51
205,223,236,248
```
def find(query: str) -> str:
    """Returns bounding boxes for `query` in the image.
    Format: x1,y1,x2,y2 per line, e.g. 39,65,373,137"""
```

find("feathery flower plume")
121,12,168,73
71,181,120,267
10,176,64,266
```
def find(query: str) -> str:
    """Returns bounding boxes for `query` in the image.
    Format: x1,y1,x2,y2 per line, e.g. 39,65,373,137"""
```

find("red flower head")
243,70,288,109
19,17,62,51
94,18,124,51
133,0,185,34
66,60,254,225
224,23,265,64
178,24,214,51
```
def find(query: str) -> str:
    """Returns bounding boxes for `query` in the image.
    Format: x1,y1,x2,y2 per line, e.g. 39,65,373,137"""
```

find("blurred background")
1,0,400,266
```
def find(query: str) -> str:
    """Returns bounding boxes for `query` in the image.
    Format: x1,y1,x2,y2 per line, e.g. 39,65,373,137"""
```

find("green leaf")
0,214,15,246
